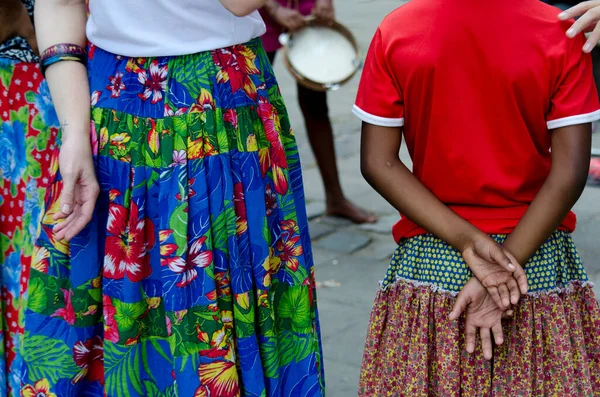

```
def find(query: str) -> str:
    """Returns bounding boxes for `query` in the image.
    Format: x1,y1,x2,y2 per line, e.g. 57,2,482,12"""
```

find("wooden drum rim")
281,19,361,92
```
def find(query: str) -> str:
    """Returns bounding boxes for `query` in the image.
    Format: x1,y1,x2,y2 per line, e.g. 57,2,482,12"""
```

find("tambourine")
279,18,361,92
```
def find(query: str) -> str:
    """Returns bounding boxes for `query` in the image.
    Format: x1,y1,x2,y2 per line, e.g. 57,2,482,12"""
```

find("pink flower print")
138,60,168,104
106,72,125,98
90,120,98,156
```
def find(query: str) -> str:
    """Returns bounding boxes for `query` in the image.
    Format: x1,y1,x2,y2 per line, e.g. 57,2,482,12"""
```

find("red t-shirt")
354,0,600,243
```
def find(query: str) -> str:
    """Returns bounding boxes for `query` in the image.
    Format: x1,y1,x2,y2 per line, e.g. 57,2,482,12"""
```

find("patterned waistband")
381,231,589,294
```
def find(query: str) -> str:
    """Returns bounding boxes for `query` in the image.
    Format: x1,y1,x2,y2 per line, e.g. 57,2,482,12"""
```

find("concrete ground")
270,1,600,395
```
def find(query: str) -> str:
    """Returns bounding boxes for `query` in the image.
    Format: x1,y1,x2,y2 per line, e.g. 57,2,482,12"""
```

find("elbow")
225,2,265,17
360,154,382,187
552,164,589,199
228,8,253,17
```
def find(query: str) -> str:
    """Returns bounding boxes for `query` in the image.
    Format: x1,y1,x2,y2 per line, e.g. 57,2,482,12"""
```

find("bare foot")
326,199,378,224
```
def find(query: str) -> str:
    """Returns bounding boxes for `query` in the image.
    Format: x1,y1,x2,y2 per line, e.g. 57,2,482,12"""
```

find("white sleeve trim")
352,105,404,127
547,109,600,129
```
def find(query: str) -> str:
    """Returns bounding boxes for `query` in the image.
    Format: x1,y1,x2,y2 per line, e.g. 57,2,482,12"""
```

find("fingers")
564,4,600,40
480,328,493,360
465,323,477,354
491,246,516,272
503,250,528,295
513,265,529,295
488,287,504,311
502,309,514,320
450,289,471,320
491,322,504,346
64,196,97,241
498,284,511,310
54,205,81,241
584,20,600,52
59,173,76,217
559,1,600,22
507,278,520,305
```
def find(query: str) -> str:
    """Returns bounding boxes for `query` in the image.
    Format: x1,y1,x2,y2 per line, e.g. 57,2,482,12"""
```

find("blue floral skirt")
22,39,325,397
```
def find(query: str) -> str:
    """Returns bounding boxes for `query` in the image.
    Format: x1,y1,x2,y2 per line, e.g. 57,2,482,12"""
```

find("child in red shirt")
355,0,600,394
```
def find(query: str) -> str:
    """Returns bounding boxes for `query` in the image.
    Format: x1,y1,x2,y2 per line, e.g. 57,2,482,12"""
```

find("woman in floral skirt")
21,1,324,396
0,1,59,396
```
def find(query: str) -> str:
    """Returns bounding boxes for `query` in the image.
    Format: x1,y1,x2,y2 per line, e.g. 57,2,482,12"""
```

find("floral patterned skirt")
360,231,600,397
22,39,325,397
0,58,59,397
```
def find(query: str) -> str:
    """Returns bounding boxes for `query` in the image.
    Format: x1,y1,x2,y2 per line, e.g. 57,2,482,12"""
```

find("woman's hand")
0,0,38,54
450,277,510,360
52,132,99,242
313,0,335,25
461,234,528,311
559,1,600,52
274,6,306,32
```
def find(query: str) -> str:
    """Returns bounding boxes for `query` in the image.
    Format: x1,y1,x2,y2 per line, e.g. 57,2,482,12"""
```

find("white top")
86,0,266,57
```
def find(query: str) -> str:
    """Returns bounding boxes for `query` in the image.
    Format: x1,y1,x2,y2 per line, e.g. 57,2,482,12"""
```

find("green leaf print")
234,298,256,338
32,113,48,135
278,330,313,368
25,91,37,104
24,334,79,384
0,233,11,261
260,336,280,379
277,287,312,333
113,300,147,332
169,203,189,257
88,288,102,303
28,278,48,312
105,341,144,397
0,65,13,90
210,202,236,254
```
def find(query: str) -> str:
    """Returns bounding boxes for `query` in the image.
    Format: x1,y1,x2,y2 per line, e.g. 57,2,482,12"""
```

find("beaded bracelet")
40,43,87,77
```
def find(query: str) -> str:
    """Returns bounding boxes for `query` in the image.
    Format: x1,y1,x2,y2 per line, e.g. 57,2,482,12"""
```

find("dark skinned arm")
0,0,38,54
360,122,528,309
502,123,591,265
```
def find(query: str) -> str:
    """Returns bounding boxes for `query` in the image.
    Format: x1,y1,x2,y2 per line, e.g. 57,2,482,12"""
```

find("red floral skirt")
359,232,600,396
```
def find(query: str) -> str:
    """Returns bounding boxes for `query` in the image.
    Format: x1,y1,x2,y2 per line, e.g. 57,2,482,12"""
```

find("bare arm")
35,0,98,241
220,0,266,17
360,123,482,252
503,124,591,265
360,122,527,308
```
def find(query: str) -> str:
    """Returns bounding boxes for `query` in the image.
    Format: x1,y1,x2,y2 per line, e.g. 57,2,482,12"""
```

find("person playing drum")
260,0,378,224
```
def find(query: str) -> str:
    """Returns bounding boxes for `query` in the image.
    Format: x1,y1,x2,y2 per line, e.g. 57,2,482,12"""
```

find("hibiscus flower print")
106,72,125,98
162,236,213,288
213,45,259,100
262,247,282,287
21,379,57,397
103,295,120,343
138,60,168,104
50,288,76,325
233,183,247,236
73,335,104,385
198,359,240,397
276,231,303,272
104,201,155,282
265,184,278,217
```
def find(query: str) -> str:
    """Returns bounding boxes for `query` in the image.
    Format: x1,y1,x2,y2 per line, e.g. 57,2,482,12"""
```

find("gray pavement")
270,1,600,395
